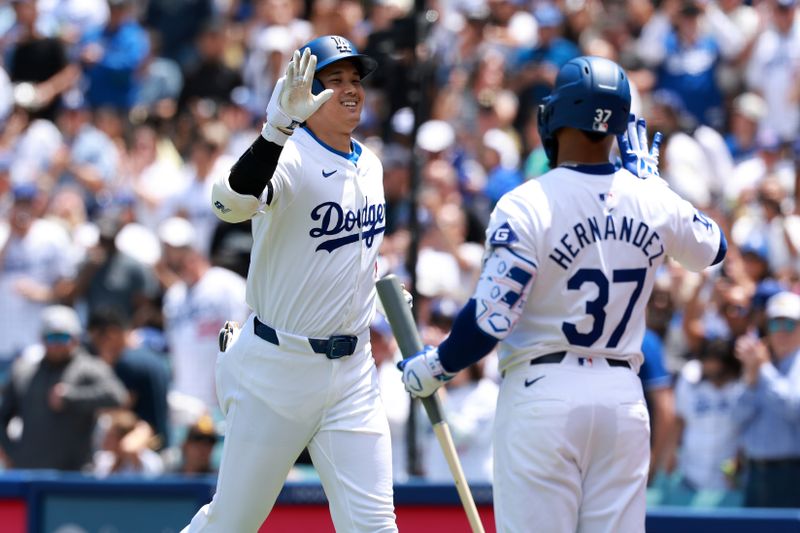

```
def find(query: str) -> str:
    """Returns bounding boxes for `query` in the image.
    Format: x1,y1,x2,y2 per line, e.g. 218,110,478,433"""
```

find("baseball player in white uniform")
182,37,396,532
399,56,727,533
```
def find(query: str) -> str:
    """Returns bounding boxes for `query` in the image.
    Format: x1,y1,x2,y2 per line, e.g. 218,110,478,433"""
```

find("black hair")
87,307,130,332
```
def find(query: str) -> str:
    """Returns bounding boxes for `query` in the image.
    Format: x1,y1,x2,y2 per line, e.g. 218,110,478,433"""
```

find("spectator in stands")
178,18,242,114
123,123,185,231
419,303,498,482
671,338,743,491
135,30,184,116
0,185,76,365
481,127,522,206
646,90,716,208
174,414,218,475
421,359,498,483
144,0,213,67
639,0,742,129
728,130,795,207
512,3,580,125
746,0,800,143
734,291,800,507
0,305,127,470
725,92,767,163
370,315,409,480
92,409,164,477
381,144,412,235
87,309,171,449
684,279,753,355
56,210,158,324
6,0,80,121
47,90,119,213
640,327,677,484
79,0,149,110
158,217,249,413
163,122,234,256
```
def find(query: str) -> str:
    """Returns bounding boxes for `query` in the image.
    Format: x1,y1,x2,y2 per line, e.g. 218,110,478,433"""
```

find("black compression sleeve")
228,135,284,199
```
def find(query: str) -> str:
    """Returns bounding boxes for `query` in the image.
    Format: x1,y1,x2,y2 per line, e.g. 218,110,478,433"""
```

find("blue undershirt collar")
302,126,362,164
559,162,616,175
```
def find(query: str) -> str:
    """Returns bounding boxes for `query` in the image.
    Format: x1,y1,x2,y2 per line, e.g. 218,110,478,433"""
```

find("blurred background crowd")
0,0,798,511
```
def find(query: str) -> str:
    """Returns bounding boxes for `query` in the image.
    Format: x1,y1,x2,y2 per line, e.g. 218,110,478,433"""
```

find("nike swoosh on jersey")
524,375,545,388
322,169,337,178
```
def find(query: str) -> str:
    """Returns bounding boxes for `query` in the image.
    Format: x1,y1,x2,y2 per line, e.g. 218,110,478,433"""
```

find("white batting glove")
398,345,456,398
617,114,662,180
261,48,334,145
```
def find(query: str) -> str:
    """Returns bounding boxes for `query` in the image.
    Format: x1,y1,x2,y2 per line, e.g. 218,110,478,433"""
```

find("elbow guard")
211,173,262,223
474,246,537,339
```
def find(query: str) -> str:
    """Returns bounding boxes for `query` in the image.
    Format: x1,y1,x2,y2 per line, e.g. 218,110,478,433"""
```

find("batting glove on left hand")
617,114,662,180
262,48,334,145
398,345,456,398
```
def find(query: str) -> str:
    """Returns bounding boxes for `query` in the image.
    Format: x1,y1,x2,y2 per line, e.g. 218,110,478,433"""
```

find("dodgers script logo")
309,197,386,252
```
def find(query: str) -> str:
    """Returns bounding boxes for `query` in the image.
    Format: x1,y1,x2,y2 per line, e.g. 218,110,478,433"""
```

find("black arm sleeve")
228,135,284,200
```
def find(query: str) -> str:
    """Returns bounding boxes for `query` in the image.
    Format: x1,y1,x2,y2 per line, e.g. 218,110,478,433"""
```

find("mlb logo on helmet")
331,36,352,53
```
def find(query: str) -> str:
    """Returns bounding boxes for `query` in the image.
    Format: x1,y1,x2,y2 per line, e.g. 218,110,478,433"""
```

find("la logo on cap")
331,36,351,53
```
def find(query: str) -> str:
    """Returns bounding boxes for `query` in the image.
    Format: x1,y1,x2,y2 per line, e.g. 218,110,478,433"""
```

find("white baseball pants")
493,353,650,533
182,315,397,533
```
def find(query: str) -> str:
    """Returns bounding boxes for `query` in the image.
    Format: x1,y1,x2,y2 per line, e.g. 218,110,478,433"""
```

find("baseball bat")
376,275,486,533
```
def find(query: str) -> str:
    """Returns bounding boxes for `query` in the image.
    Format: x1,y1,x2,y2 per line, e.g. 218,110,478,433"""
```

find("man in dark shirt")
178,18,242,113
0,305,127,470
87,309,171,449
56,212,158,323
7,0,80,120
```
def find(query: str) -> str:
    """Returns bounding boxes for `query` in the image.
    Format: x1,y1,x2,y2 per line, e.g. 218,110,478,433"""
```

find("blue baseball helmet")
300,35,378,95
537,56,631,166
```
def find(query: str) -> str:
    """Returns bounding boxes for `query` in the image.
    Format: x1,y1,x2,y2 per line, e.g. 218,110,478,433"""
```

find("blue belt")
531,351,630,369
253,317,357,359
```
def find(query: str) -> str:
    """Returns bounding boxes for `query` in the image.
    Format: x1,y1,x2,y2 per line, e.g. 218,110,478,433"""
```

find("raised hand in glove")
261,48,334,145
398,345,456,398
617,114,662,180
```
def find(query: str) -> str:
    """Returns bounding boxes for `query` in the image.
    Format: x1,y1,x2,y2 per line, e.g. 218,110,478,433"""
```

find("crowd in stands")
0,0,798,510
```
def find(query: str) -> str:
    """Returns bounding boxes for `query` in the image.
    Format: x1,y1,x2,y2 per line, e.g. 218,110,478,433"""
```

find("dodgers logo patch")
490,222,518,247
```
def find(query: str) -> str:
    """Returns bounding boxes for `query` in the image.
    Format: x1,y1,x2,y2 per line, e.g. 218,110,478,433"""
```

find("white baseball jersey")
674,360,744,490
247,127,385,337
0,219,76,358
163,266,249,409
483,165,723,372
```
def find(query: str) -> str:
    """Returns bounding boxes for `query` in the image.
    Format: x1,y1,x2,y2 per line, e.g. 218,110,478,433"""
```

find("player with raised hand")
399,56,727,533
183,36,397,532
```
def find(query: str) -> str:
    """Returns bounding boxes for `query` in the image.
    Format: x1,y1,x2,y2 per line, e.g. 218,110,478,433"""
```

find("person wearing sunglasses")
734,291,800,508
0,305,127,471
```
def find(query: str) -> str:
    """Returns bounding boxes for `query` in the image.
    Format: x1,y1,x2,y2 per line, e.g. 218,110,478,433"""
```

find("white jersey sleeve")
658,185,724,271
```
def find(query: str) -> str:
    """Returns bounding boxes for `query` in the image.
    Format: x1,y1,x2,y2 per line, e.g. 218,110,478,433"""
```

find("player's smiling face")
309,60,365,137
